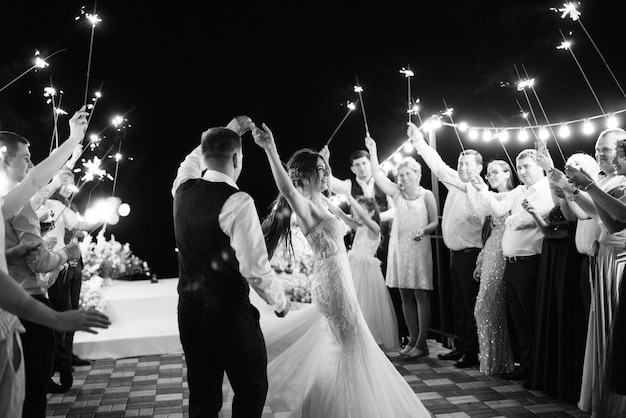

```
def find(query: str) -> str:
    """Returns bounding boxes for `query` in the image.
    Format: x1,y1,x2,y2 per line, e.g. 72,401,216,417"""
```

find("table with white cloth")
74,278,182,360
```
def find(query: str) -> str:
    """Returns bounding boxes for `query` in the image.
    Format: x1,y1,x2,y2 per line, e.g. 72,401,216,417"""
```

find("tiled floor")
46,341,590,418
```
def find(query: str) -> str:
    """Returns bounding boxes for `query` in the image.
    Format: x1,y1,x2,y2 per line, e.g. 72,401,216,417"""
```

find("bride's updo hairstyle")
262,148,325,260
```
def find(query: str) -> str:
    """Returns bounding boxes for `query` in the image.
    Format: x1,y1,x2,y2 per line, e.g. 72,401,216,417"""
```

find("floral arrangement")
270,225,314,304
79,230,151,281
80,276,107,311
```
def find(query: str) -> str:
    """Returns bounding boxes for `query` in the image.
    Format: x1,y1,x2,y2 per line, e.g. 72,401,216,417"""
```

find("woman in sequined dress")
366,138,439,359
254,124,431,417
443,160,516,376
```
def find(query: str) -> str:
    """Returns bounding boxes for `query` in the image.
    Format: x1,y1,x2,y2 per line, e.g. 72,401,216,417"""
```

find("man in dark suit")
172,116,289,418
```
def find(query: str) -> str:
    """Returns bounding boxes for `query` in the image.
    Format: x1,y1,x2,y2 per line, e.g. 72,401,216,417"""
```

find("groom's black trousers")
178,296,268,418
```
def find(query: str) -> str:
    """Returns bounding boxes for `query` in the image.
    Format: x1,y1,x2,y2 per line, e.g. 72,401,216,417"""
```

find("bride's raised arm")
252,123,319,233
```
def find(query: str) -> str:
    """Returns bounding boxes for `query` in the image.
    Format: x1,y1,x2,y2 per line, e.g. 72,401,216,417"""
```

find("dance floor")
60,278,589,417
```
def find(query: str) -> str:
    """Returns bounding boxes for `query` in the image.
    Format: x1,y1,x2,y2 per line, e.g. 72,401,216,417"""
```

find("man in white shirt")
409,124,484,368
172,116,289,418
497,149,553,382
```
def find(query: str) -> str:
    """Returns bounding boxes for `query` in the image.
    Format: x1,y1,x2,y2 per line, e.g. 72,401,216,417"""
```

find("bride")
252,123,431,417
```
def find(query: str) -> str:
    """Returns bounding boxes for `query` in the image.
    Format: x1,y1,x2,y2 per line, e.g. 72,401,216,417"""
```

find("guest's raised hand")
470,174,487,191
68,106,89,140
407,122,423,143
535,151,554,172
226,115,255,136
565,164,594,190
251,123,276,151
319,146,330,163
55,309,111,334
548,167,568,188
521,198,535,214
364,135,377,156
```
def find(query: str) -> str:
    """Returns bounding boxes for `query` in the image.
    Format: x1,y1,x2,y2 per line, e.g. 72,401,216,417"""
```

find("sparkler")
354,77,370,136
442,99,465,152
77,3,102,107
0,49,65,94
552,2,626,100
325,100,358,147
400,66,415,123
556,30,605,115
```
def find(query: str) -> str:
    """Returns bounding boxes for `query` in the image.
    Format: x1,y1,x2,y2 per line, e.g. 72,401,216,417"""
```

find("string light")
558,123,571,138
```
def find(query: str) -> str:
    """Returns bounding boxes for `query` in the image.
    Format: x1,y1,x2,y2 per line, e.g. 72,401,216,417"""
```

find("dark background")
1,1,625,279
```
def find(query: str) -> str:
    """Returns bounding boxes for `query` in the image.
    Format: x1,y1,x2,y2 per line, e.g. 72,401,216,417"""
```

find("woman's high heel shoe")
403,347,429,359
399,345,414,356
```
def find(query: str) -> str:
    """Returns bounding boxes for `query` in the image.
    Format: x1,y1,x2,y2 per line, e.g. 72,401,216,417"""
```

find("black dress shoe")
499,368,528,380
60,369,73,388
438,347,464,361
454,353,479,368
72,355,91,366
48,380,70,394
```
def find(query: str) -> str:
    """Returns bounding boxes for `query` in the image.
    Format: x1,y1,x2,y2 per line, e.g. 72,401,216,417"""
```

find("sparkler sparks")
399,68,414,77
554,2,581,21
516,78,535,91
557,40,572,50
81,157,113,182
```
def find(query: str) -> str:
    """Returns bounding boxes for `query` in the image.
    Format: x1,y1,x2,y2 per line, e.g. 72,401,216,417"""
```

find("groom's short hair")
0,131,30,158
201,127,241,161
350,149,370,164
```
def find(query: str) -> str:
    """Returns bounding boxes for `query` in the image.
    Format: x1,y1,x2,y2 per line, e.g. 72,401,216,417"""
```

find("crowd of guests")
0,109,110,417
323,121,625,416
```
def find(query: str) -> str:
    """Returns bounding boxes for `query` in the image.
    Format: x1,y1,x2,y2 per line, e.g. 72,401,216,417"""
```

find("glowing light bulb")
403,142,413,153
430,117,442,129
392,152,402,163
583,120,595,135
468,129,479,141
558,124,571,138
607,114,619,129
118,203,131,217
482,129,493,142
457,122,468,132
538,127,550,141
519,129,529,142
499,130,510,142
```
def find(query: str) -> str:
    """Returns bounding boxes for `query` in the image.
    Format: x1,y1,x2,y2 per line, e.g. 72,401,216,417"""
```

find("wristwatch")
566,189,579,202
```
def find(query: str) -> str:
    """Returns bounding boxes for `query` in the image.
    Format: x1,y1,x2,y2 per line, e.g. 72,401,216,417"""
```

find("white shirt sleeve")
171,145,206,197
413,139,459,189
329,176,352,195
219,191,287,312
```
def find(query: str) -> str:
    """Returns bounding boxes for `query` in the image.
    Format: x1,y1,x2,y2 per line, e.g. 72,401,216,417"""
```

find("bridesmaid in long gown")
442,160,516,376
254,124,431,417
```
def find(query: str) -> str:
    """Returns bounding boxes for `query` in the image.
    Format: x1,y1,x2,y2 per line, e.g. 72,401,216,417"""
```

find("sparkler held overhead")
325,100,358,147
0,49,65,94
77,3,103,107
400,66,415,123
354,77,370,136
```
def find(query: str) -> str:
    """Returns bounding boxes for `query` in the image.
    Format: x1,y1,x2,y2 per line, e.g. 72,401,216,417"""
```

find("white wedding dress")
258,215,431,418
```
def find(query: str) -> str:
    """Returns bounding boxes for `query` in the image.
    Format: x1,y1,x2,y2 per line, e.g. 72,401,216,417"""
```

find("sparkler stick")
557,29,605,115
325,100,358,147
400,67,414,123
80,2,102,107
442,99,465,152
522,64,567,164
111,141,123,198
553,2,626,100
354,77,370,136
514,64,541,128
0,49,65,94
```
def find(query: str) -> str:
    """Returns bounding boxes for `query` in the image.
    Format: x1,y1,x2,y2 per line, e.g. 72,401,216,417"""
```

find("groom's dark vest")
174,179,249,309
350,180,389,212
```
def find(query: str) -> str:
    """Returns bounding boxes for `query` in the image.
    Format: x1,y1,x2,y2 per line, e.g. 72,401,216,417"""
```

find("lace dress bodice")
305,216,360,346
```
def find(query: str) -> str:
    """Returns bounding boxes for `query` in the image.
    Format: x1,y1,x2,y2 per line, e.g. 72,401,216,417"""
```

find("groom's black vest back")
174,179,249,308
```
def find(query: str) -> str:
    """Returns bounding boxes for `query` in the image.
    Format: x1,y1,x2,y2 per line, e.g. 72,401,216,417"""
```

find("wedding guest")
35,164,102,393
565,129,626,417
172,116,289,418
528,152,600,402
1,107,109,418
366,135,438,359
323,146,407,342
476,149,553,383
408,121,484,368
440,160,516,376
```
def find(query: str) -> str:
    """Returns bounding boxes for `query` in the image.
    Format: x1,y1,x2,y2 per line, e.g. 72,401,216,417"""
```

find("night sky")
1,1,625,278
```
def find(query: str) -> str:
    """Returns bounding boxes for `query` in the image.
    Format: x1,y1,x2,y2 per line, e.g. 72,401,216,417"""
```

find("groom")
172,116,290,417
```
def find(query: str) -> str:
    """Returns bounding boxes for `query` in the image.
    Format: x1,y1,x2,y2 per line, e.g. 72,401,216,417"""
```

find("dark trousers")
20,295,56,418
47,263,83,375
178,296,268,418
449,249,480,354
503,255,540,374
